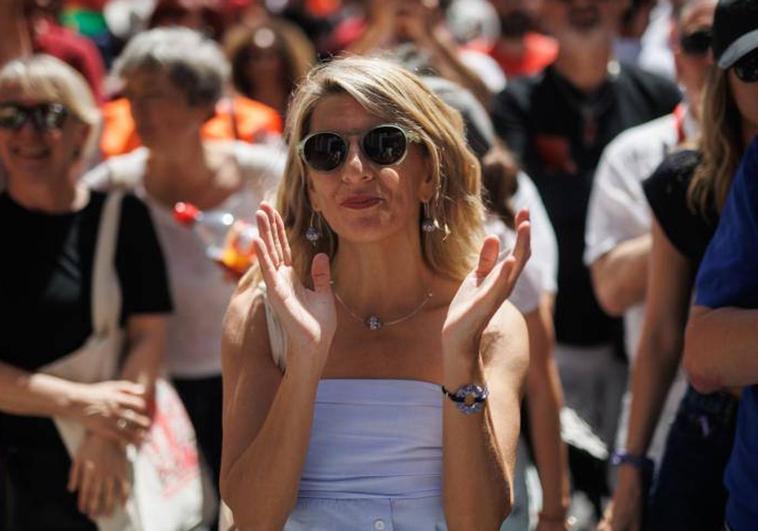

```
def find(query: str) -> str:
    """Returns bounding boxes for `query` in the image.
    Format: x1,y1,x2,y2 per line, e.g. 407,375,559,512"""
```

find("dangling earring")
421,202,436,233
305,211,322,244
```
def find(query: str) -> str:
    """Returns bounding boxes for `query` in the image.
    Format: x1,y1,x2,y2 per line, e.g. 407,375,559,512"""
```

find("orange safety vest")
100,95,283,158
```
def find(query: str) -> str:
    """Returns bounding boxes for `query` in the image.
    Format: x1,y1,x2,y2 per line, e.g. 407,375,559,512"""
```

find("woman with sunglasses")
0,55,172,529
599,1,757,530
220,56,531,530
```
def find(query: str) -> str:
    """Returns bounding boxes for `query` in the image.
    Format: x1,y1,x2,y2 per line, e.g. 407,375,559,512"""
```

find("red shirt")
33,19,105,103
488,32,559,78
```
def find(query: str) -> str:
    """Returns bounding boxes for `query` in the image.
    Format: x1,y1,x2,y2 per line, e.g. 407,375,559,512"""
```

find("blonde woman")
0,55,170,529
220,56,531,530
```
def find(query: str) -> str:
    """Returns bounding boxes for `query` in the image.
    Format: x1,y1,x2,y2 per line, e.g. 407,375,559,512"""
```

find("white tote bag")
40,191,204,531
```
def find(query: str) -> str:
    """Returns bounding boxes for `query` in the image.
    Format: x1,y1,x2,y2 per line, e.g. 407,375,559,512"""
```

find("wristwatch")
441,384,489,415
610,450,654,474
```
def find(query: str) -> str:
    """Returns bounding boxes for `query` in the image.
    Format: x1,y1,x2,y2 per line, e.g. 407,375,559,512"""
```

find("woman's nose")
340,139,370,183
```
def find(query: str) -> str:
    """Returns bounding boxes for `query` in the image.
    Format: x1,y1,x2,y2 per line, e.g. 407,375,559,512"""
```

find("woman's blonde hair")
688,65,744,215
278,55,485,284
0,55,101,160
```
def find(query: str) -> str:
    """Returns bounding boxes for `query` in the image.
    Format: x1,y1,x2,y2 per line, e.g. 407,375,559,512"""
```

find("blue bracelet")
610,450,654,473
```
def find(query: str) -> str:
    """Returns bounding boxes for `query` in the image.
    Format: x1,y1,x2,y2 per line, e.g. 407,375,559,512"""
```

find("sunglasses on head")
733,48,758,83
298,124,419,173
680,27,711,56
0,102,69,131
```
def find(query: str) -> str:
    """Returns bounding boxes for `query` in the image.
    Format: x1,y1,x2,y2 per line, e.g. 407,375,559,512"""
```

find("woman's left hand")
68,433,131,520
442,210,531,356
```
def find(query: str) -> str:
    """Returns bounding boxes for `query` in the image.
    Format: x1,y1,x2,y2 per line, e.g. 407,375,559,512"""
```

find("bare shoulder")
481,301,529,372
222,270,271,369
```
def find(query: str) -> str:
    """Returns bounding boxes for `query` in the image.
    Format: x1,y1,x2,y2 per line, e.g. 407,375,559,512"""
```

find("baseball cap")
712,0,758,69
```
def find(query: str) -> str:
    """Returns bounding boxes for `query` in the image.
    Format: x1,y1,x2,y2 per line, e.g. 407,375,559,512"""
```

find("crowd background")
0,0,756,530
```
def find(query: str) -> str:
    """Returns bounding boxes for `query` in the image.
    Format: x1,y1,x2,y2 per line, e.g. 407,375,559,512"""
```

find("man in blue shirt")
685,133,758,530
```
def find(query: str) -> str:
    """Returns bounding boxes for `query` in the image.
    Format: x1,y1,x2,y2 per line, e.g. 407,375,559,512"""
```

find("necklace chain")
333,289,434,330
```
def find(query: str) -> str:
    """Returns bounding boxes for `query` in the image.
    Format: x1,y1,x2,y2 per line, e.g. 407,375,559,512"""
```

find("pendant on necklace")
365,315,383,330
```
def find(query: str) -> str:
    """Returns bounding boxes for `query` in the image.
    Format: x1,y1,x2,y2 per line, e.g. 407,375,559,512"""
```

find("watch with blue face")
441,384,489,414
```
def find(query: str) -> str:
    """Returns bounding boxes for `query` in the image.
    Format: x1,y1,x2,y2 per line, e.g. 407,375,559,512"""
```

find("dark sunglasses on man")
0,103,69,132
680,27,711,56
298,124,420,173
733,48,758,83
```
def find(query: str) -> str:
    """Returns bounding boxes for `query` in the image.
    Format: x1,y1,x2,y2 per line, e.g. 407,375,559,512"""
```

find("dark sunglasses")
734,48,758,83
0,102,69,131
298,124,419,173
680,27,711,56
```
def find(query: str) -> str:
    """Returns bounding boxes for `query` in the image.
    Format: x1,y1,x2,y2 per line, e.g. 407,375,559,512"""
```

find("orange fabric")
100,95,282,158
489,32,559,78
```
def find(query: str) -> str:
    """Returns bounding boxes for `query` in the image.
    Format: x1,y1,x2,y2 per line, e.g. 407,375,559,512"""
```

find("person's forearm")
624,333,682,457
120,318,166,399
526,363,569,517
592,234,651,316
442,354,511,530
524,307,569,517
0,361,85,418
684,307,758,393
0,1,31,67
222,359,323,530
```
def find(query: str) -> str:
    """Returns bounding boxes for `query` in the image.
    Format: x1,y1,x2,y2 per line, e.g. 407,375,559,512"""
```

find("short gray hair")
114,27,230,106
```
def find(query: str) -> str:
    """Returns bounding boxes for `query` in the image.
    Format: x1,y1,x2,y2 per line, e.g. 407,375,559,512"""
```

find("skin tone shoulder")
220,92,531,530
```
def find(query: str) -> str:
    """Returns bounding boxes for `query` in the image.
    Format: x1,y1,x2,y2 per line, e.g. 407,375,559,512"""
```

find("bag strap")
91,190,124,336
256,282,287,371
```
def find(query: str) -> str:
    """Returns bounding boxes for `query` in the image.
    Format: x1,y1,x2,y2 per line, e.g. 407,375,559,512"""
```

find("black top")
643,149,718,266
0,190,172,450
491,63,681,347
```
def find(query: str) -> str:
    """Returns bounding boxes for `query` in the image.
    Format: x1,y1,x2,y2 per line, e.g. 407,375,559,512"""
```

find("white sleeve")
584,145,651,266
512,172,558,294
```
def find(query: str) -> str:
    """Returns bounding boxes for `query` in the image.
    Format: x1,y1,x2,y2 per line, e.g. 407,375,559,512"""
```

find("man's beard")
498,10,536,38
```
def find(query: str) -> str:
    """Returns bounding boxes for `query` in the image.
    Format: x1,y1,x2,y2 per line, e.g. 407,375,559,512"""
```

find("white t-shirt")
513,172,558,295
485,172,559,314
584,108,696,359
84,142,285,378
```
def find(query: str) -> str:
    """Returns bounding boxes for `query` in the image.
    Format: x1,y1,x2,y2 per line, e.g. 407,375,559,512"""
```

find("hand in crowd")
597,468,643,531
68,432,131,520
72,380,152,446
536,517,570,531
253,202,337,367
442,209,531,355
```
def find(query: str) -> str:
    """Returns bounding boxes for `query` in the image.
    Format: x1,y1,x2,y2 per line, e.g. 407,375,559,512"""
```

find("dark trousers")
1,444,96,531
173,374,223,500
646,386,738,531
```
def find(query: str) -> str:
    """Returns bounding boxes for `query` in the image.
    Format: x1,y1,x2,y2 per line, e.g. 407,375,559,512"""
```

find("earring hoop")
421,201,436,233
305,210,322,244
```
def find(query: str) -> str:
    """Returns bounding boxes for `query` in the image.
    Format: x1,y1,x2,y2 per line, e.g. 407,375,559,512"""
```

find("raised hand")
442,210,531,356
71,380,151,446
254,203,337,367
68,433,130,520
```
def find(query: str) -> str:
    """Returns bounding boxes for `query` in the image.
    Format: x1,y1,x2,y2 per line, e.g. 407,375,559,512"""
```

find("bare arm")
0,361,90,418
590,233,651,317
0,1,31,67
120,314,166,399
599,220,694,531
220,204,336,530
442,210,532,529
684,306,758,394
524,296,570,527
443,302,529,529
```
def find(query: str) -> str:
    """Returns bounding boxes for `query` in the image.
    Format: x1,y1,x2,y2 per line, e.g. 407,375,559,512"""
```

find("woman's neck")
331,234,437,318
9,179,88,214
742,120,758,149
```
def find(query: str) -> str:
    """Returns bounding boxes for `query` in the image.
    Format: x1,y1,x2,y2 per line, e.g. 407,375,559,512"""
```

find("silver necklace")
333,289,434,331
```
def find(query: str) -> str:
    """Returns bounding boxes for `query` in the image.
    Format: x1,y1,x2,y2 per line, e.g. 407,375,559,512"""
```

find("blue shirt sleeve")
695,136,758,309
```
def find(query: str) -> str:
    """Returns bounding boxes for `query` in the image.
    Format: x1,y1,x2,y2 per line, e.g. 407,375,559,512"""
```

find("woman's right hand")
597,466,644,531
71,380,151,445
254,203,337,370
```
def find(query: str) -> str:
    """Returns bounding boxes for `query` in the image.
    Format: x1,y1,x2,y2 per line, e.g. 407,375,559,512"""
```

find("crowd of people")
0,0,756,530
